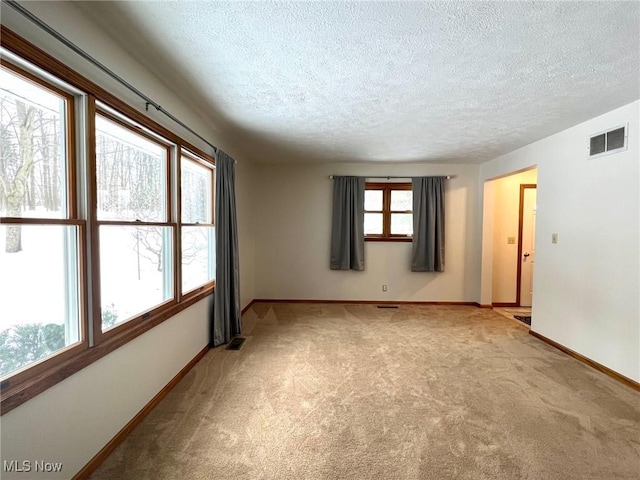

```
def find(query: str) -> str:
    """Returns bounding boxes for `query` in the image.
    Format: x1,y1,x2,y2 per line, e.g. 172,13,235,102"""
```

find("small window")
364,183,413,241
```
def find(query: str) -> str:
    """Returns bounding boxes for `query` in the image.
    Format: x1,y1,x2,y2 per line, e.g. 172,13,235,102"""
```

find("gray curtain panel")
212,150,242,347
330,176,365,271
411,177,445,272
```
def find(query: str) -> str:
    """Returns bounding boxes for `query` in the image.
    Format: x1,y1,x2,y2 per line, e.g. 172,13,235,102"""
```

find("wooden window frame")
364,182,413,242
179,149,216,298
0,26,216,415
92,108,177,344
0,60,90,397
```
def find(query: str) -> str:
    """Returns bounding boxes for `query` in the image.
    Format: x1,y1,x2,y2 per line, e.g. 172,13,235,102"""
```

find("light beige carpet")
90,303,640,480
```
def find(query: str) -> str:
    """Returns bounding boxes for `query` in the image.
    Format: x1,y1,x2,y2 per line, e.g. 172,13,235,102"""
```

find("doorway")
517,185,537,307
480,167,538,326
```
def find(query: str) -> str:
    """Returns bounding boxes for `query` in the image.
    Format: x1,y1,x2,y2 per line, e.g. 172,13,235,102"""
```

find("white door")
519,187,536,307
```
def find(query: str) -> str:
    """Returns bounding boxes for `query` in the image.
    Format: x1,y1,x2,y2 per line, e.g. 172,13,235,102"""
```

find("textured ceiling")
74,1,640,164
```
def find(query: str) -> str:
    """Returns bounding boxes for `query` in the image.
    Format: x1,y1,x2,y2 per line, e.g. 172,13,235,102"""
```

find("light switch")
552,233,558,244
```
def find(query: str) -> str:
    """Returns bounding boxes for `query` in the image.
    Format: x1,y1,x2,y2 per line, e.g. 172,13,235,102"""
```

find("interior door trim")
516,184,537,307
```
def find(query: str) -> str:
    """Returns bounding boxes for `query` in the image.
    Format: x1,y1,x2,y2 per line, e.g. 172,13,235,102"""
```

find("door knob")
523,252,530,258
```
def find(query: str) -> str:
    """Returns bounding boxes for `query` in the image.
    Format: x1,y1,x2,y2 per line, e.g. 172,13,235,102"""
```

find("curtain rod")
329,175,452,180
4,0,219,154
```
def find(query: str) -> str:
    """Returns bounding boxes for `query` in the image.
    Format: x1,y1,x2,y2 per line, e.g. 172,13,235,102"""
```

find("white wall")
480,101,640,382
0,2,256,478
479,181,495,306
254,162,481,302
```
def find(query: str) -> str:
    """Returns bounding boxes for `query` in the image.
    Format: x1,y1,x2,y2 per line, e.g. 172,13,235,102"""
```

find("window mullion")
175,146,182,302
74,92,91,349
165,144,172,224
65,94,77,219
166,143,176,304
63,223,79,345
211,167,216,225
86,95,103,346
383,187,391,237
163,226,174,301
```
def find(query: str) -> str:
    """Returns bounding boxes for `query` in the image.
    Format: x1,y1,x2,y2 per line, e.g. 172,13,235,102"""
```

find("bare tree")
134,227,164,272
37,109,60,212
0,123,17,213
2,101,36,252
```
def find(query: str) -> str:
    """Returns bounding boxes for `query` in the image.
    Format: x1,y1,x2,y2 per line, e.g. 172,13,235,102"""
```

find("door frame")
516,184,537,307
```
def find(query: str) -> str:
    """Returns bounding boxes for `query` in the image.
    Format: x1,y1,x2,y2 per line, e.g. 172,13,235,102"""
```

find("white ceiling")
74,1,639,164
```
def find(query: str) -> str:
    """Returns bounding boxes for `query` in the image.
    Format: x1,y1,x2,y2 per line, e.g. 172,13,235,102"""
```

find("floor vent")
377,305,399,309
226,337,246,350
514,315,532,326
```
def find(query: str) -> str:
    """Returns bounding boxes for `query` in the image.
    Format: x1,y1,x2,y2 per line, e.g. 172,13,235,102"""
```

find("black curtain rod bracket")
145,102,161,112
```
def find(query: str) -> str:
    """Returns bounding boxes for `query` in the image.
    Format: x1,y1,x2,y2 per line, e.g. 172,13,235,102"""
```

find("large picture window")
0,31,218,414
364,183,413,241
0,63,84,378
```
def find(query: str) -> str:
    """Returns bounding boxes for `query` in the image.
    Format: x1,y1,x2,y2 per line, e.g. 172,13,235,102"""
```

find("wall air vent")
589,125,628,159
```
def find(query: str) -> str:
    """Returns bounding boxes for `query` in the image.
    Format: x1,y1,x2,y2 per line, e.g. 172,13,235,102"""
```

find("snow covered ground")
0,223,214,333
0,224,72,332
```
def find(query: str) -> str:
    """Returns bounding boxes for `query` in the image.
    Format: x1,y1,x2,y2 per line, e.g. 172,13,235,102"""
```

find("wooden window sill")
365,237,412,242
0,284,214,415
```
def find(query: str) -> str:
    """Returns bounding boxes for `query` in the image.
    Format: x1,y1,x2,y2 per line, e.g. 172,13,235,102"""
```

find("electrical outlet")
552,233,558,244
507,237,516,244
382,285,387,292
